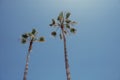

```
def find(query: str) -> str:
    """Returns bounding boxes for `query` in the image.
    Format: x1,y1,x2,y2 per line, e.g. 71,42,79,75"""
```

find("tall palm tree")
21,29,45,80
49,12,77,80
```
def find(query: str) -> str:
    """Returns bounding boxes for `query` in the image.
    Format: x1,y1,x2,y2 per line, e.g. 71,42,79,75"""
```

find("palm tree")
49,12,77,80
21,29,45,80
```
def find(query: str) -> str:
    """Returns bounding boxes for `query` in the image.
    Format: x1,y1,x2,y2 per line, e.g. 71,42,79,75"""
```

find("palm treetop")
21,28,45,44
49,11,77,39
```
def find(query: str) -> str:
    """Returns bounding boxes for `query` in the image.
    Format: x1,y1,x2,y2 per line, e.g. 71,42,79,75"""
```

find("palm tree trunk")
23,39,33,80
62,28,71,80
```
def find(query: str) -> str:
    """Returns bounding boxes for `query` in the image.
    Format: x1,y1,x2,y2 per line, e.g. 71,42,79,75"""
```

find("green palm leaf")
22,33,29,39
38,37,45,42
66,24,70,29
70,28,76,34
65,19,71,24
31,29,37,35
21,38,27,44
59,33,62,39
57,12,63,22
66,12,71,19
51,31,57,37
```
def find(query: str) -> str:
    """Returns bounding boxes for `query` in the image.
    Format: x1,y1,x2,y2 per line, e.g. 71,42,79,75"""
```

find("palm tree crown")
50,12,77,38
21,28,45,44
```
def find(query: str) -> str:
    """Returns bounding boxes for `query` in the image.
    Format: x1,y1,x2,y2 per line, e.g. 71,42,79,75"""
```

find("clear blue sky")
0,0,120,80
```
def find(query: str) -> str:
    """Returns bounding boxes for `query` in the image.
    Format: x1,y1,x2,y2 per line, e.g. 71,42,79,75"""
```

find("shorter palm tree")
50,12,77,80
21,29,45,80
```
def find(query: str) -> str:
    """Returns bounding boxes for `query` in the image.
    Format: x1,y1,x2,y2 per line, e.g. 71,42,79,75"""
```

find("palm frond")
65,19,71,24
50,19,56,26
31,29,37,35
51,31,57,37
70,28,76,34
66,24,70,29
57,12,64,22
66,12,71,19
22,33,29,39
21,38,27,44
38,37,45,42
64,31,67,34
59,12,64,18
59,33,62,39
52,19,56,25
70,21,77,26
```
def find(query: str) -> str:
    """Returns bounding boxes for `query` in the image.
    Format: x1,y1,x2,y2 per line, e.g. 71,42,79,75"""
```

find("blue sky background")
0,0,120,80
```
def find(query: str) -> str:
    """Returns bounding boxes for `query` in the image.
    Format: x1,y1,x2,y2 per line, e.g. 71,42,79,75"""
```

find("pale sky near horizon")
0,0,120,80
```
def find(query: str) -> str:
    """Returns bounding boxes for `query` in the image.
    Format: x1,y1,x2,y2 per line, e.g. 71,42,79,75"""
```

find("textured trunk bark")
62,27,71,80
23,39,33,80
